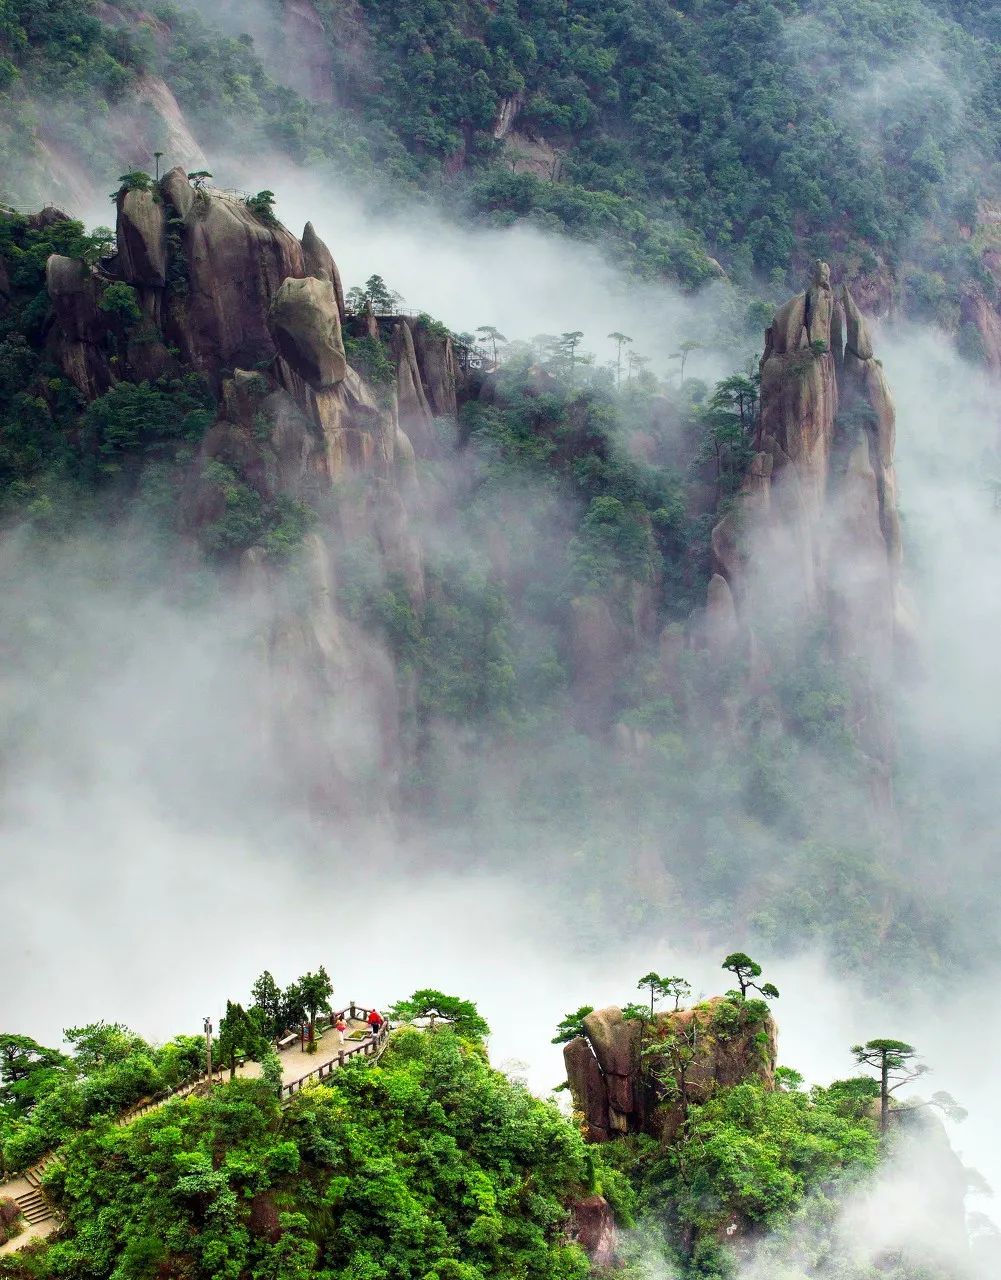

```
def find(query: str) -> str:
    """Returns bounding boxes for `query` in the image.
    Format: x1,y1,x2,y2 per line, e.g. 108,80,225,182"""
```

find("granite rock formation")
564,998,777,1144
692,262,907,797
37,170,462,814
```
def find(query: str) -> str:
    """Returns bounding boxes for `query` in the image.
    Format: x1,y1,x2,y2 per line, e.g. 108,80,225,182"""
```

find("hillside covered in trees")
1,3,1000,1277
0,970,971,1279
3,0,1001,352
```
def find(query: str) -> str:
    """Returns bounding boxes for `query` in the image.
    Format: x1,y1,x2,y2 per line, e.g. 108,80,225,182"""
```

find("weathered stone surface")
501,129,561,179
565,999,777,1147
312,366,393,480
567,1195,616,1267
758,343,838,513
391,321,436,454
302,221,345,319
161,169,305,373
492,91,524,140
805,258,834,347
704,265,906,801
769,292,807,355
116,188,167,287
830,296,846,364
279,0,335,103
268,276,347,389
411,319,458,419
581,1007,641,1129
161,165,194,219
563,1037,609,1142
34,180,426,820
841,284,874,360
704,573,738,653
652,998,777,1101
132,75,208,173
394,423,418,492
828,435,894,670
45,255,113,397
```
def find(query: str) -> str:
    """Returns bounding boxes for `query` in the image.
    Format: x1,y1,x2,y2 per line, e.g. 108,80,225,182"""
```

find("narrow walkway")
0,1007,390,1254
0,1171,60,1256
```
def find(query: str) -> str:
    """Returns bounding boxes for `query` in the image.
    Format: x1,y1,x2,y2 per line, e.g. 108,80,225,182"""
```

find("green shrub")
97,281,141,324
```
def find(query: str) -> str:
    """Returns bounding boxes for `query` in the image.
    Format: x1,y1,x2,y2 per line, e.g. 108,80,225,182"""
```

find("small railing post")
350,1002,356,1019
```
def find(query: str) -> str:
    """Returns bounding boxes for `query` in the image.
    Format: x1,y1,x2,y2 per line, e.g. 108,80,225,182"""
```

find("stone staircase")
12,1154,62,1227
14,1186,53,1226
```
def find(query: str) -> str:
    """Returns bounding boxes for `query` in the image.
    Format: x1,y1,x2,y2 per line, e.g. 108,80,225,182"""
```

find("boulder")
582,1007,641,1130
161,165,194,219
565,998,777,1146
567,1195,616,1267
268,276,347,389
116,187,167,286
302,221,345,319
161,169,305,372
564,1037,610,1142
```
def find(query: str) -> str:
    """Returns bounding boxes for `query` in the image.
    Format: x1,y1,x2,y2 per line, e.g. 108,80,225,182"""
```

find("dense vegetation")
0,193,965,980
3,0,1001,315
0,973,916,1280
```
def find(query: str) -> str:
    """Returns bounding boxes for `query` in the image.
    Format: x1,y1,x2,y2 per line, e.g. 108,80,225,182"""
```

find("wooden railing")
280,1017,391,1103
115,1071,210,1126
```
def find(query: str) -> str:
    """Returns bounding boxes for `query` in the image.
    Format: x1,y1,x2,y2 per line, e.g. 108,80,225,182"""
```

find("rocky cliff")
696,262,909,799
39,170,465,813
564,997,777,1144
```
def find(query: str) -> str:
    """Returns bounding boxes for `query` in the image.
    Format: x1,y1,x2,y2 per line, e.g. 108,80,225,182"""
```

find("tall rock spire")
707,262,908,799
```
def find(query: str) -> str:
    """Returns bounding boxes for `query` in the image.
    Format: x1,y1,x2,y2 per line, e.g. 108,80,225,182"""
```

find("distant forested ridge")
3,0,1001,334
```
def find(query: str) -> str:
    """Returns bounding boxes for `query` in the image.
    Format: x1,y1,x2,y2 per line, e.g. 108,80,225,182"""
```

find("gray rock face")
391,321,436,455
564,999,777,1145
45,255,113,398
302,221,345,320
159,167,306,372
268,276,347,389
703,264,904,799
116,188,167,287
411,320,459,419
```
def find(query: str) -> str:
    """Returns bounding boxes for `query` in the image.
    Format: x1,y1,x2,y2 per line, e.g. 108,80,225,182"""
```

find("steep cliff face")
701,262,907,795
38,169,458,813
564,998,777,1144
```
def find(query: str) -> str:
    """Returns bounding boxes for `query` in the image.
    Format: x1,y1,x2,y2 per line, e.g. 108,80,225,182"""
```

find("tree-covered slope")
5,973,954,1280
3,0,1001,323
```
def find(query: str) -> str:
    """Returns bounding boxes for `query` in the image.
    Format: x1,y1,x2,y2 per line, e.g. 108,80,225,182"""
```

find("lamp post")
203,1016,213,1081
